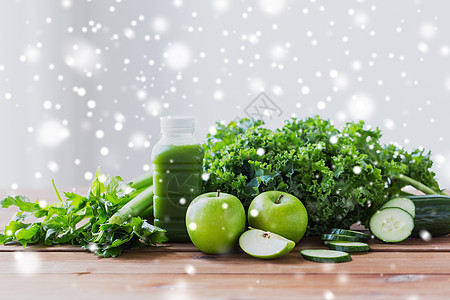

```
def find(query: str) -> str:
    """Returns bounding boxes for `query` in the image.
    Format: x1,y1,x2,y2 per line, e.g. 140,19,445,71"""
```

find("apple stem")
217,189,220,197
276,194,284,204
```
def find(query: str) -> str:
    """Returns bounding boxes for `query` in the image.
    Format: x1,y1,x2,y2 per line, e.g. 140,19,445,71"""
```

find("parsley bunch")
203,116,444,235
0,170,167,257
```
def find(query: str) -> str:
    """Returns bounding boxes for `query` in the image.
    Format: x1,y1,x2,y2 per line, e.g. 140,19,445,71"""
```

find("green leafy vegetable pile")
203,116,446,236
0,170,167,257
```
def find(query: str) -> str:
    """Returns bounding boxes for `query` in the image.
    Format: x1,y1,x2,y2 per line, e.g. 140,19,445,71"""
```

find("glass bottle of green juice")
152,116,204,242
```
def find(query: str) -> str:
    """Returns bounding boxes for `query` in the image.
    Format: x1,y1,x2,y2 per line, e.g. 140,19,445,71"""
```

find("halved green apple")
239,228,295,259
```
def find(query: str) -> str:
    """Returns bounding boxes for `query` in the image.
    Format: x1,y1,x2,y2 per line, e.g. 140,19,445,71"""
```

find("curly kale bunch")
203,116,445,236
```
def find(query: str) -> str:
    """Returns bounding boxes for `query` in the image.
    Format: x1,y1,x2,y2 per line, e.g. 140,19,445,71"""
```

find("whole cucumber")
405,195,450,237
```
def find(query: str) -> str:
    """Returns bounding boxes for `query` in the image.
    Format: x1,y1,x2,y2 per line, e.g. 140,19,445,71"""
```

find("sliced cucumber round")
369,207,414,243
381,197,415,218
300,249,352,263
330,228,371,240
321,234,361,242
325,241,369,252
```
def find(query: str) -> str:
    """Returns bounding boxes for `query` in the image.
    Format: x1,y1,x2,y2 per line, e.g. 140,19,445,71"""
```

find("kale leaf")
203,116,444,236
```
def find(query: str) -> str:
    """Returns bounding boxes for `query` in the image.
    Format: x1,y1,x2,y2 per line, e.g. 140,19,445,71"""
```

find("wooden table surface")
1,189,450,299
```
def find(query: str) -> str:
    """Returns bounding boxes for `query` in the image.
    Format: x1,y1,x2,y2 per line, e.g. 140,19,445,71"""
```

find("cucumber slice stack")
322,229,370,254
369,207,414,243
381,197,416,218
301,228,371,263
330,228,371,240
300,249,351,263
325,241,370,252
321,233,362,242
369,197,416,243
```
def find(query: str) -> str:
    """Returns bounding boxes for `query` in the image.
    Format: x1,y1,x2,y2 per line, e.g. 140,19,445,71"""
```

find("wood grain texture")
2,250,450,275
0,274,449,300
2,189,450,299
2,235,450,253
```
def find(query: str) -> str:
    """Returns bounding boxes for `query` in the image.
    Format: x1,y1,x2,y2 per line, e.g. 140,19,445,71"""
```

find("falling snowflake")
258,0,287,15
37,120,70,147
0,0,449,191
164,43,192,70
152,16,169,33
347,94,375,120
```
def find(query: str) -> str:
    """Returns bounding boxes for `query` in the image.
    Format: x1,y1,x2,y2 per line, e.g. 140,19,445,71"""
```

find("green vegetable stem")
0,169,166,258
130,171,153,190
392,174,447,196
109,186,154,225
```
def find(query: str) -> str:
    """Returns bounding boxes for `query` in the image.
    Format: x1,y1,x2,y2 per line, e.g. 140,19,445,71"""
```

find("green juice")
152,144,204,242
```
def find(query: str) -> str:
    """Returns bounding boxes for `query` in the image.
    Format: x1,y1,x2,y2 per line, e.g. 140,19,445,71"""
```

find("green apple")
247,191,308,243
239,228,295,259
186,190,245,254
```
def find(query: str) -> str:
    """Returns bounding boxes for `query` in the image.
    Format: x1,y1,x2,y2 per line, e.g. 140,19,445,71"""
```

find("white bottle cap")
160,115,195,132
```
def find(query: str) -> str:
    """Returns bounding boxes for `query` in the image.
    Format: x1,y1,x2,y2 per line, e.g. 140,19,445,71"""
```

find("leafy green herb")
203,116,445,236
0,169,167,257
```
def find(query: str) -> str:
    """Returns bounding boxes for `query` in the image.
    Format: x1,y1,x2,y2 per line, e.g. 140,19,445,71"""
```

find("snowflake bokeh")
0,1,449,189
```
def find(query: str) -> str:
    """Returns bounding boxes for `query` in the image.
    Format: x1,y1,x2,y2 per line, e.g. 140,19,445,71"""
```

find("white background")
1,0,449,191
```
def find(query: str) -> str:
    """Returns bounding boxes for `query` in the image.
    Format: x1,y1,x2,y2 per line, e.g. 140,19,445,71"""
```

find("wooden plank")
0,242,198,253
369,235,450,251
2,235,450,253
296,236,450,252
0,244,87,252
2,189,450,253
0,273,449,300
1,250,450,275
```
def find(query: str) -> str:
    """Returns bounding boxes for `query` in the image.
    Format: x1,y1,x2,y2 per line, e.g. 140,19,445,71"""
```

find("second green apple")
247,191,308,243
